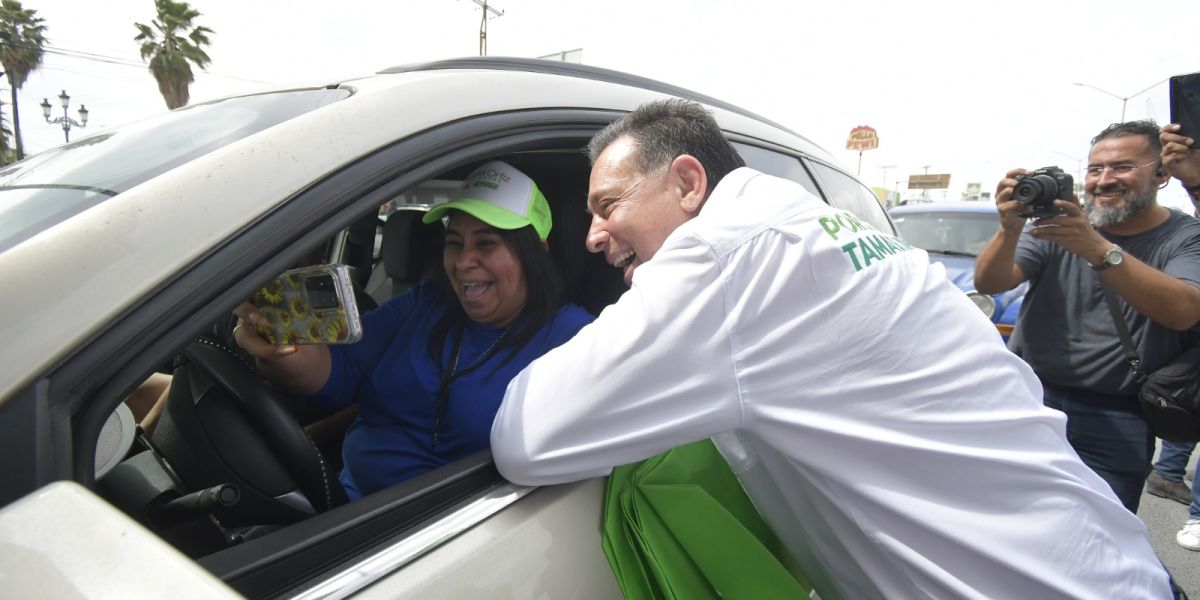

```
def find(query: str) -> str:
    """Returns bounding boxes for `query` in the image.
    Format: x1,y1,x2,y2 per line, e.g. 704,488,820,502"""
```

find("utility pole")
466,0,504,56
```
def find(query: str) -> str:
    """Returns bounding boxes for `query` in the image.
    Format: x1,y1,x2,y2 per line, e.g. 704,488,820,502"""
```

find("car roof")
0,59,842,401
379,57,815,144
889,202,998,215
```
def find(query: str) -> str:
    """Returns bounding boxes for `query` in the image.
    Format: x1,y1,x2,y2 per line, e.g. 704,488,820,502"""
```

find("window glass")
806,161,894,233
0,88,350,253
891,211,998,256
733,143,820,198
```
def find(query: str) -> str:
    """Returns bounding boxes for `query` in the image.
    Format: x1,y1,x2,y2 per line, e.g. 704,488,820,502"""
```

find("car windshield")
0,87,350,253
891,210,997,257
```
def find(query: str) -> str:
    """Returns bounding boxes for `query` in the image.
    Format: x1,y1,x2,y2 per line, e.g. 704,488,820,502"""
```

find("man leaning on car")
492,101,1176,599
975,120,1200,514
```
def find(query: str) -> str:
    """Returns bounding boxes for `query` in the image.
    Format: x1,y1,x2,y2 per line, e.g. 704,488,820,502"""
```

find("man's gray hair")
587,98,745,191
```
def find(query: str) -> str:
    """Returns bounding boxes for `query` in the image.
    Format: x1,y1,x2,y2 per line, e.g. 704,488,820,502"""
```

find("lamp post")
880,163,897,207
1052,151,1084,187
41,90,88,143
1072,78,1170,122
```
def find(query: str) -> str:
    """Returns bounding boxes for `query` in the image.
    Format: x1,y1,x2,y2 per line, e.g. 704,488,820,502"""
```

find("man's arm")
1028,200,1200,331
491,238,742,486
974,169,1031,294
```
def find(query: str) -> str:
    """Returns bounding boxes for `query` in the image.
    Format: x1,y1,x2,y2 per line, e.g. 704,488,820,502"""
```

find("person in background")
235,161,593,500
1150,122,1200,551
490,99,1173,598
975,120,1200,513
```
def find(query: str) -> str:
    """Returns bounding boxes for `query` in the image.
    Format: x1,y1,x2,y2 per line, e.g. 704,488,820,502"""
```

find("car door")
0,107,629,599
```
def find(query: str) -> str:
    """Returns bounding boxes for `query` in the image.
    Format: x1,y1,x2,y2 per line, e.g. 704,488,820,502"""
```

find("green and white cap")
422,161,552,240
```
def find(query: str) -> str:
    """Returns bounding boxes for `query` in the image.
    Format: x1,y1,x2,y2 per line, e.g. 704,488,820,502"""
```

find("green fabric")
602,439,811,600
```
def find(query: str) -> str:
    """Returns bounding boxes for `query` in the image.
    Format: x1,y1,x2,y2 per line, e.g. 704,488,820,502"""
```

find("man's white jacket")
491,167,1170,599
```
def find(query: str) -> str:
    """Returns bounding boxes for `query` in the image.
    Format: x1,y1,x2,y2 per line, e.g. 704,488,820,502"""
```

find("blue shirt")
312,280,593,499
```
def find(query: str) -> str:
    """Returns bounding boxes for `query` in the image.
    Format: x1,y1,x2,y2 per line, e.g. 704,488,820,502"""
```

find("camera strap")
1100,284,1147,383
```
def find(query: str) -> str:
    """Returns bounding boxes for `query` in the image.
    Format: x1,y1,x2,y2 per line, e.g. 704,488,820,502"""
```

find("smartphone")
1170,71,1200,140
248,264,363,345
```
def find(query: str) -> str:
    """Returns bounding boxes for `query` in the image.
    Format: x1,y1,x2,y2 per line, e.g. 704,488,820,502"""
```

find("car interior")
88,148,628,585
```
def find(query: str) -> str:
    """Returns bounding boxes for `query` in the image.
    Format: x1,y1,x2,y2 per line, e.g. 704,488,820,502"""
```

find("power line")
5,41,277,85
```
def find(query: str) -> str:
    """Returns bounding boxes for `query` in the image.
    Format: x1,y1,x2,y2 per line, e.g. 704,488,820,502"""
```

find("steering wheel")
150,338,347,527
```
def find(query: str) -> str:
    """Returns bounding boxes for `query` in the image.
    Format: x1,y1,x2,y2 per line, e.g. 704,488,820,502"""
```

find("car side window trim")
290,482,534,600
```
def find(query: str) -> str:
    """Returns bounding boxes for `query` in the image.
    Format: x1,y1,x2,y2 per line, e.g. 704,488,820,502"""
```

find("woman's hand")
231,302,297,359
231,302,333,396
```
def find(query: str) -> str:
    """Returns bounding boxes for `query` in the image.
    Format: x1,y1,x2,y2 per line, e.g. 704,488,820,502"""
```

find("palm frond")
134,0,214,110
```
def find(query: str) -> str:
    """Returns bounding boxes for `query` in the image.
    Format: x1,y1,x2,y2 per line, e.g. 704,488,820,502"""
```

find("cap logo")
465,167,511,187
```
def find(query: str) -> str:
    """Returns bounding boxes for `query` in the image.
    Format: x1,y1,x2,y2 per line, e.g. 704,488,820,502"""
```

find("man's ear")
669,154,708,214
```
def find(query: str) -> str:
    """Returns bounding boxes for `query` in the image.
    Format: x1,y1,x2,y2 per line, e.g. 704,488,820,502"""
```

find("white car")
0,57,895,598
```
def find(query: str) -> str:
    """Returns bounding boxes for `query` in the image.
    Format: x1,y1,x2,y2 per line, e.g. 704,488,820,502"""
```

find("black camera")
1012,166,1073,218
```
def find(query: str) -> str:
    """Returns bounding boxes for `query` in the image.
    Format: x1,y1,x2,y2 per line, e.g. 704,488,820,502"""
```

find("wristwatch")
1091,244,1124,271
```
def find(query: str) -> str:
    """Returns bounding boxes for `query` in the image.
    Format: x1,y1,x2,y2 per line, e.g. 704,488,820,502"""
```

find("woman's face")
443,212,528,327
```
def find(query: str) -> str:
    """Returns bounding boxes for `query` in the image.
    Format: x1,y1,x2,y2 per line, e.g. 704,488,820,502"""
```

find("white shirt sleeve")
491,230,743,485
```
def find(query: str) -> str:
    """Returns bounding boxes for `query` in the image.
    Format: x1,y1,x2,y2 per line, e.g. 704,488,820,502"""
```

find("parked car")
889,201,1026,339
0,57,897,598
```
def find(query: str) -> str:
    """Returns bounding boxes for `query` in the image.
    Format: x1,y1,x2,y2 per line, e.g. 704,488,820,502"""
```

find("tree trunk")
9,84,22,160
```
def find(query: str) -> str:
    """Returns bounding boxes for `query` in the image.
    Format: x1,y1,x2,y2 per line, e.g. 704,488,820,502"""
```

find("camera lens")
1013,175,1053,204
305,274,340,310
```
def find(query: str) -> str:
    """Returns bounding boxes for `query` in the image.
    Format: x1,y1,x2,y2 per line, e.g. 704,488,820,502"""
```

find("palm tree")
0,0,47,161
134,0,213,110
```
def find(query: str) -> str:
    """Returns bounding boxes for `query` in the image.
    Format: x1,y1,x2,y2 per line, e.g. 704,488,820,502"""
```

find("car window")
891,211,998,256
733,143,821,197
0,88,350,253
806,161,894,233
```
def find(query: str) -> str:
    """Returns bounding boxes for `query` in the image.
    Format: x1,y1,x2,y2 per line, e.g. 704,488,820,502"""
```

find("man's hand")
994,169,1032,234
1026,199,1110,264
1161,123,1200,190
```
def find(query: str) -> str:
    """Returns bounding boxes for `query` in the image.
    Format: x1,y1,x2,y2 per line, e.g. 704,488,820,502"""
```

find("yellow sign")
846,125,879,151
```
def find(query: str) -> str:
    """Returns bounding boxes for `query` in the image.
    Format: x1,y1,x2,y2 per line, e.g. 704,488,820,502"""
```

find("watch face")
1106,248,1124,266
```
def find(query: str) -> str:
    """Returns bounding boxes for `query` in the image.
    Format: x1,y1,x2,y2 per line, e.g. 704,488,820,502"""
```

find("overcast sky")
15,0,1200,211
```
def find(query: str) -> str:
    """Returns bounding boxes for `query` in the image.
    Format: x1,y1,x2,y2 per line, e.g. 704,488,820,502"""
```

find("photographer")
975,120,1200,513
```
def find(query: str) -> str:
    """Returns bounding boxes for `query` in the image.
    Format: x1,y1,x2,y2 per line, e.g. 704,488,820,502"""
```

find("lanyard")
432,325,505,450
432,327,465,451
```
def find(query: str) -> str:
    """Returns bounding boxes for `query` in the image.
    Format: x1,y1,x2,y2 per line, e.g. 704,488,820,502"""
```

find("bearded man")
975,120,1200,512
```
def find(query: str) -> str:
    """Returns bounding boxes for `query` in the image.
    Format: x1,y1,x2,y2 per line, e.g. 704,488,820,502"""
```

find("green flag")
601,439,811,599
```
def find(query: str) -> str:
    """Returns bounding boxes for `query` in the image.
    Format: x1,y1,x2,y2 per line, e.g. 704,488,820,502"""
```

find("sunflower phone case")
248,264,363,345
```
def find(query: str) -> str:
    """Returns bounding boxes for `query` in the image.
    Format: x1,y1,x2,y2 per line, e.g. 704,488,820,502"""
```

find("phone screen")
1170,71,1200,140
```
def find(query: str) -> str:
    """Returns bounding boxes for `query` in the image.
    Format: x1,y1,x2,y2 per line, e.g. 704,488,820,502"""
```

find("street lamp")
1073,78,1170,122
41,90,88,143
880,163,897,207
1052,151,1084,184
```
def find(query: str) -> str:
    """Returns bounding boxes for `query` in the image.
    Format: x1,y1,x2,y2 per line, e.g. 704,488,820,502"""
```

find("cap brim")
423,198,531,231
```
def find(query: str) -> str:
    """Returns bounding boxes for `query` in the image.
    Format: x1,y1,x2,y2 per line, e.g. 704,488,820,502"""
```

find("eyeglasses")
1084,160,1159,178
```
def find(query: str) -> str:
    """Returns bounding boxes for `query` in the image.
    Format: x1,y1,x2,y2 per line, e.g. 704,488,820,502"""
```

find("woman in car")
234,161,593,500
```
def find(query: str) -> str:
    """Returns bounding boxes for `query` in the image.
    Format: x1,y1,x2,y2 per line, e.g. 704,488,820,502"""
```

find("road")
1139,440,1199,598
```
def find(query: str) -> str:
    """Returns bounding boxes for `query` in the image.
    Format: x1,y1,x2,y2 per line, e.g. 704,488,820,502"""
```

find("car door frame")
0,108,618,597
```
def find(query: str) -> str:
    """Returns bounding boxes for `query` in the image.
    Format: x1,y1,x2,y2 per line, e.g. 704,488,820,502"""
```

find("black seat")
366,210,445,304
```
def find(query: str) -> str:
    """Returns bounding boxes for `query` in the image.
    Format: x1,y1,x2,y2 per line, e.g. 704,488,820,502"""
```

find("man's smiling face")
585,136,695,286
1083,134,1163,228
